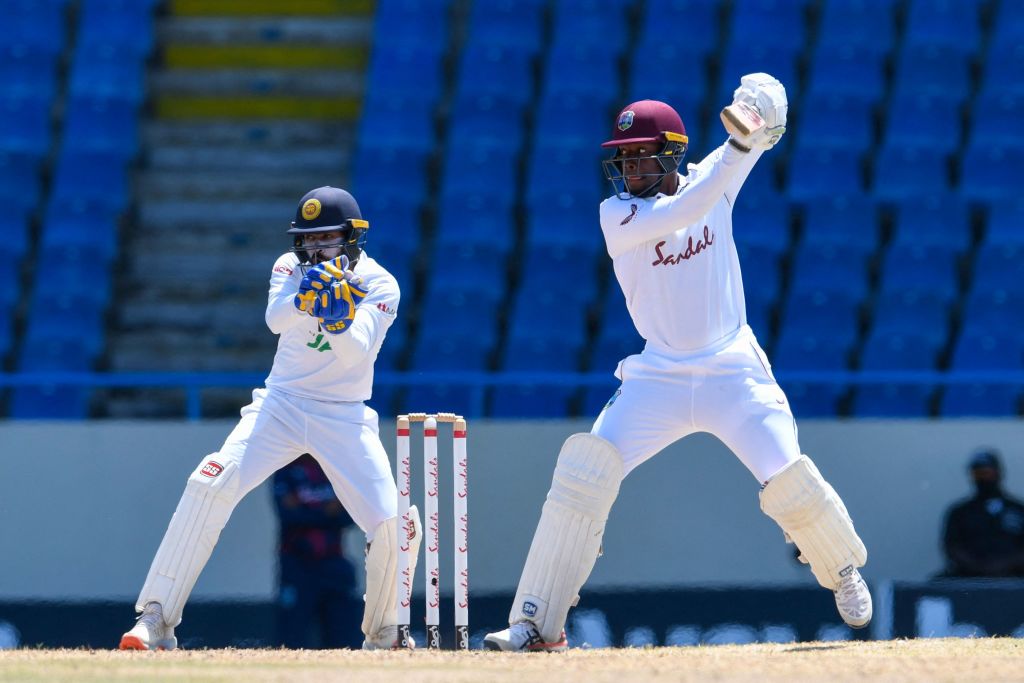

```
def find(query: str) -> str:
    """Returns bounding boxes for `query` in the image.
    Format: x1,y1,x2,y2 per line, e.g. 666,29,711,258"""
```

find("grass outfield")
1,638,1020,683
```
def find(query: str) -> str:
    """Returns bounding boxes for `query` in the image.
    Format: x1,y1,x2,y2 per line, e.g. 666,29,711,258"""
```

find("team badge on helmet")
617,110,635,131
302,198,322,220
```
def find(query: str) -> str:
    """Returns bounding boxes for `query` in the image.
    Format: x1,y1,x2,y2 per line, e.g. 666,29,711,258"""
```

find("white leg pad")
362,505,421,637
510,433,624,643
759,455,867,589
136,457,242,627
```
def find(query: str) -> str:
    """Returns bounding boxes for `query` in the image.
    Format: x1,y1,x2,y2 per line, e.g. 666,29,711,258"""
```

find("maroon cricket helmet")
601,100,688,148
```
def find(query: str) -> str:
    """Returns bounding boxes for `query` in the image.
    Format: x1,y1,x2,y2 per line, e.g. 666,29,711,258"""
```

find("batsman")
485,74,872,651
119,186,422,651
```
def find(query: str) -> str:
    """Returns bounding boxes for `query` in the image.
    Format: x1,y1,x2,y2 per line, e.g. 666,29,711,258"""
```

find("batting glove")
729,72,788,151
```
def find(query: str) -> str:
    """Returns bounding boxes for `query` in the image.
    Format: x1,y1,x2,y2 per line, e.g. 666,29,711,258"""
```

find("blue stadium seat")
489,384,574,418
817,0,897,55
351,145,430,203
985,201,1024,246
409,329,495,371
950,331,1022,371
67,45,146,104
373,0,451,49
421,288,499,339
446,93,526,150
533,93,614,150
787,147,863,202
373,320,407,372
800,194,878,253
40,200,119,260
440,144,518,199
717,44,799,105
0,306,11,360
860,331,941,370
891,45,970,103
774,331,850,369
735,245,783,309
779,290,859,348
0,1,67,54
524,191,605,254
0,45,60,101
980,43,1024,98
10,385,91,420
520,246,600,304
507,290,588,344
0,152,43,214
542,44,620,100
33,251,113,305
357,192,423,251
581,382,623,417
903,0,981,54
454,45,534,104
729,0,807,52
638,0,720,58
0,266,21,311
62,95,140,157
19,329,99,371
550,0,631,52
76,0,155,55
782,381,846,417
50,150,129,212
628,44,709,116
789,244,869,299
970,93,1024,148
733,195,791,253
940,384,1019,417
356,94,435,155
960,290,1024,343
525,142,605,205
500,335,582,372
991,1,1024,50
872,146,951,203
746,298,774,341
869,291,950,348
465,0,545,53
588,331,642,374
23,303,105,361
805,45,885,103
883,94,961,153
424,244,507,303
853,385,933,417
890,195,972,253
960,144,1024,203
435,193,515,253
878,245,959,301
971,245,1024,294
796,94,874,151
364,44,445,101
0,209,30,266
0,97,52,156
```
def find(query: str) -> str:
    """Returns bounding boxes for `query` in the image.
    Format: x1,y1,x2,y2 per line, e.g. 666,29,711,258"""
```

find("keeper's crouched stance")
119,187,423,651
484,74,870,652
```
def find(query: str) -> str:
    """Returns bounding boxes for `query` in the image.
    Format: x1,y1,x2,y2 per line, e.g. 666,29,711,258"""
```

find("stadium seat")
507,290,588,345
883,94,962,153
869,292,951,348
68,44,146,104
356,93,435,154
520,246,600,304
960,290,1024,343
39,200,120,260
447,94,526,149
796,94,874,151
990,1,1024,49
637,0,720,58
800,194,879,253
779,290,860,347
0,45,60,101
0,209,31,264
364,44,446,101
940,384,1020,417
524,191,605,254
76,0,155,56
0,97,53,157
50,150,129,212
782,382,846,417
628,43,710,111
733,196,792,253
373,0,451,49
872,145,951,203
787,147,864,202
735,245,783,308
985,201,1024,246
980,43,1024,98
878,245,960,301
860,331,941,370
788,244,869,299
465,0,545,53
950,331,1023,371
549,0,631,52
970,93,1024,148
805,45,886,103
853,385,933,418
402,383,482,419
409,329,495,372
728,0,807,53
525,142,606,205
0,152,43,214
890,195,972,253
424,244,508,303
440,144,519,199
581,382,623,416
435,193,516,254
903,0,981,54
542,44,620,100
489,384,574,418
773,331,851,370
717,44,799,105
971,245,1024,294
453,45,535,105
62,95,141,157
0,1,68,54
960,144,1024,203
500,335,582,372
891,45,970,103
816,0,897,55
351,146,431,206
10,385,91,419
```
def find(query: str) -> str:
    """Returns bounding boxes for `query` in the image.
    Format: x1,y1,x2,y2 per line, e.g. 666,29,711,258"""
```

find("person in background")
942,449,1024,578
274,454,361,648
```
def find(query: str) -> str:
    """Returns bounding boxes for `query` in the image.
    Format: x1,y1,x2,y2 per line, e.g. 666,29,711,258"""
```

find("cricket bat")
720,101,766,138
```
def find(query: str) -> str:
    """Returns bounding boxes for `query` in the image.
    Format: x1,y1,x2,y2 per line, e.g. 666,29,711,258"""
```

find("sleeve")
326,275,400,370
265,253,307,335
600,142,763,258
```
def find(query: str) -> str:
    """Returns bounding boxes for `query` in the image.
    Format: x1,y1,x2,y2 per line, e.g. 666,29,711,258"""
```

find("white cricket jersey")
599,142,763,354
263,251,399,402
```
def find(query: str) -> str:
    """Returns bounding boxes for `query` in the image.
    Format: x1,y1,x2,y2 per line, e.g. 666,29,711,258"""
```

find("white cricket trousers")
136,387,396,625
592,325,801,484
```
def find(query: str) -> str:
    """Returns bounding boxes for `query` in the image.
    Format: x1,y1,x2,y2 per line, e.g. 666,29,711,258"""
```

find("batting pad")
363,505,421,638
510,433,624,643
136,457,242,627
759,456,867,589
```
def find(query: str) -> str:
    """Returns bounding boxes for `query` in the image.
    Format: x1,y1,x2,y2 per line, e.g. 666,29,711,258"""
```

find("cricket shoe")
362,625,416,650
834,567,872,629
119,602,177,651
483,622,568,652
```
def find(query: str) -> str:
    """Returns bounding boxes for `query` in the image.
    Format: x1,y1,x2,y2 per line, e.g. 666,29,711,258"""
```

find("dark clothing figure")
942,450,1024,578
274,454,361,648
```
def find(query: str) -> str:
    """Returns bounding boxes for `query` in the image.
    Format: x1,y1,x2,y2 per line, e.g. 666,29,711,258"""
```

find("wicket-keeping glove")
318,278,369,334
293,255,359,317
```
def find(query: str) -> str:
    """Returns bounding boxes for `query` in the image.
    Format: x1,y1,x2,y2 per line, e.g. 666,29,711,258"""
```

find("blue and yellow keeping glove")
292,255,368,333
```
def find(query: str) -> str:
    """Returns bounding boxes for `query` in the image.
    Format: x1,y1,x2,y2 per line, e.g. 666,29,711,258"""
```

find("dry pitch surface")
1,638,1021,683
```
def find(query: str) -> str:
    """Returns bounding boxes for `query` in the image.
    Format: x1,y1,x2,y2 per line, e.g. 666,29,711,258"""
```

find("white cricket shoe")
119,602,177,651
362,625,415,650
834,568,872,629
483,622,568,652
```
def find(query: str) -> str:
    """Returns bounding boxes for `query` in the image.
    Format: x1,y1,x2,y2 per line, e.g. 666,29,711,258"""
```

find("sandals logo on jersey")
617,110,635,131
301,198,322,221
200,461,224,478
521,601,538,618
620,203,639,225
